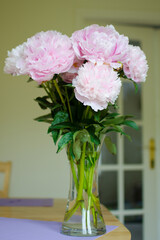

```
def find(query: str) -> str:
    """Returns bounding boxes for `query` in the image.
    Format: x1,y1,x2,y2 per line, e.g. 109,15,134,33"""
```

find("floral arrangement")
4,25,148,149
4,24,148,236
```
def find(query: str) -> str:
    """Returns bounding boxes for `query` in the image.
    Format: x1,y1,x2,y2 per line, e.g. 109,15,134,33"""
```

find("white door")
78,19,157,240
98,25,157,240
155,29,160,240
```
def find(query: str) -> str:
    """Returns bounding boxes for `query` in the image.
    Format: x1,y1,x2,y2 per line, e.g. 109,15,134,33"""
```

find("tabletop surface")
0,199,131,240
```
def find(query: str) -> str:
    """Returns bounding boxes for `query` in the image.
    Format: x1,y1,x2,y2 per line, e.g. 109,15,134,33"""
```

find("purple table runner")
0,198,53,206
0,217,118,240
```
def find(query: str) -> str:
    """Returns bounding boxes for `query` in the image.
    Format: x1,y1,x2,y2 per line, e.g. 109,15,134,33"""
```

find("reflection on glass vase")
61,141,106,237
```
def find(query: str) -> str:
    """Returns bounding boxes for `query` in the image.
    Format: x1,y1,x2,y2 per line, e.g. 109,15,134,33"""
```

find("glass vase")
61,141,106,237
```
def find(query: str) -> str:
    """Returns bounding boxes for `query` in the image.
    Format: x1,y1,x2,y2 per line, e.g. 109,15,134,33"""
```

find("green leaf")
73,129,90,143
34,96,52,110
102,115,134,126
73,139,81,160
34,113,52,122
51,103,62,111
107,112,119,118
106,127,132,141
52,111,69,125
48,122,76,132
48,111,69,133
104,136,117,155
90,134,100,145
94,111,101,121
110,125,124,134
87,126,100,145
57,132,74,153
102,116,125,125
52,130,60,145
105,128,121,134
82,119,103,126
68,142,75,161
123,120,139,130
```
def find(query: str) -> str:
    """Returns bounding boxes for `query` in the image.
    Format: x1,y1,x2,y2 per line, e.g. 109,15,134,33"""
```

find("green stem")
86,106,90,118
87,162,98,227
64,144,104,227
91,205,97,227
65,87,73,122
82,106,90,119
42,83,55,103
87,166,94,196
64,201,82,221
67,145,78,191
91,194,104,222
46,81,57,102
87,165,94,212
64,142,86,221
77,142,86,200
70,157,78,191
53,79,67,110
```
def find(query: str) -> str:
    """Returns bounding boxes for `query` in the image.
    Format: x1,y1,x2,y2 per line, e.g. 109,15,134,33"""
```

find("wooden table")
0,199,131,240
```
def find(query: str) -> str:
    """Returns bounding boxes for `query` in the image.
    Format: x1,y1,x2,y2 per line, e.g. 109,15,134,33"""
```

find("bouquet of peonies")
4,24,148,154
4,24,148,236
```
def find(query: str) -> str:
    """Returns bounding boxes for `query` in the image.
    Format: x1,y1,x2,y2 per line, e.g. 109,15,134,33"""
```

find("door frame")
75,9,160,240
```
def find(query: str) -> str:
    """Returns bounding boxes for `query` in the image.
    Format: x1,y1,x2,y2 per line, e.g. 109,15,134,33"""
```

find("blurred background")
0,0,160,240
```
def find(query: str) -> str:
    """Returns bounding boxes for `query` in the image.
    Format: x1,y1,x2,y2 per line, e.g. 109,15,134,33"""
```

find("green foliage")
73,129,90,143
123,120,139,130
34,96,53,110
51,130,61,145
73,139,81,160
104,136,117,155
48,111,69,133
72,130,91,160
87,126,100,145
32,74,139,158
57,132,74,153
34,113,52,123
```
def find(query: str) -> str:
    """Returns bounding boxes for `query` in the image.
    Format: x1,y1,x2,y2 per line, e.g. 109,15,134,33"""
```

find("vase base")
61,222,106,237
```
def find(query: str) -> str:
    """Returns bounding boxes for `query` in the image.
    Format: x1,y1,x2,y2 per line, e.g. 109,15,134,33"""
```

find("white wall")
0,0,160,198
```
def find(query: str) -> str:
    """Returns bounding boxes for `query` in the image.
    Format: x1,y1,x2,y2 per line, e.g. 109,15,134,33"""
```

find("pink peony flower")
4,31,75,84
60,57,84,83
123,45,148,82
60,72,78,83
68,56,84,74
4,43,28,76
23,31,75,84
72,62,121,111
71,24,129,68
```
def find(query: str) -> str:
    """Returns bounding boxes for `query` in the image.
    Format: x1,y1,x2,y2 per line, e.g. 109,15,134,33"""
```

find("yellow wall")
0,0,160,198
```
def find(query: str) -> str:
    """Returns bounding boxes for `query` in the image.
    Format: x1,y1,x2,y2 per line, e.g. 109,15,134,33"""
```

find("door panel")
123,82,142,120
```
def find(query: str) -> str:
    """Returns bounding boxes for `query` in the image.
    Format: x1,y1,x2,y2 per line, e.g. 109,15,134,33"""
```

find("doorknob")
149,138,155,169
